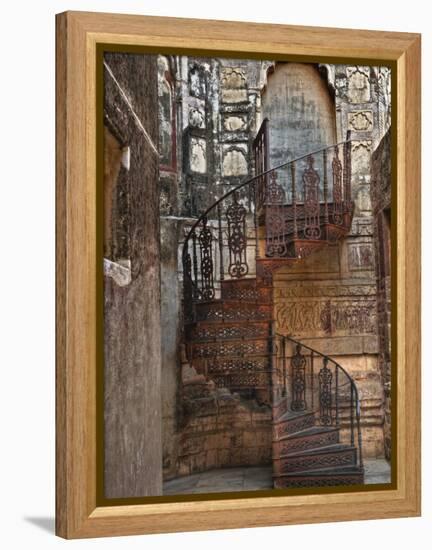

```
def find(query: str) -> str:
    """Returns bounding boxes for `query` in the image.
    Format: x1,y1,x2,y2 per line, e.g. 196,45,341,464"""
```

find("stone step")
273,411,316,440
195,301,272,323
186,321,271,342
273,465,364,489
273,444,357,474
273,426,340,457
272,398,289,421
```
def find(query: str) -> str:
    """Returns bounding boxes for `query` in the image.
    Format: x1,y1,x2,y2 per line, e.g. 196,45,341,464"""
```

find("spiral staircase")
181,120,364,488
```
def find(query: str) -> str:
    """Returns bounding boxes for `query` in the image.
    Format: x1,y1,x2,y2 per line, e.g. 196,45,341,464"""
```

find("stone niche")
346,66,371,103
261,63,337,166
220,67,248,103
189,137,207,174
352,140,372,182
222,113,248,132
222,144,248,177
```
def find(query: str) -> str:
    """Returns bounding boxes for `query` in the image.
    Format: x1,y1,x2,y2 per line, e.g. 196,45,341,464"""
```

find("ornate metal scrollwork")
265,172,288,257
319,357,333,425
291,343,307,411
182,252,194,321
226,192,249,278
303,155,321,239
198,216,215,300
266,171,285,204
332,145,344,225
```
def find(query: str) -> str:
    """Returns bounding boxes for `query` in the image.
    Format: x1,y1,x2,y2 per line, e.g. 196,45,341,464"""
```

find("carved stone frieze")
275,299,377,336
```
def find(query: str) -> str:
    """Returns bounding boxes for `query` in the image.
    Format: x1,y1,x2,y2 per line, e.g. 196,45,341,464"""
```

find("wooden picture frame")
56,10,421,539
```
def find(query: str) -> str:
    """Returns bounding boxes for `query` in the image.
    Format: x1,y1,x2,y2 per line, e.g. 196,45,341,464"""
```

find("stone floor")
163,459,391,495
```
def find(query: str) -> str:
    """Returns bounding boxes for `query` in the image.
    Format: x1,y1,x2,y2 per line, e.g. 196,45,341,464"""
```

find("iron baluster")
356,400,364,468
291,162,298,240
253,180,260,260
332,145,343,225
192,230,199,300
303,155,321,239
291,343,307,411
319,357,332,425
343,130,352,210
217,203,224,282
311,350,314,411
198,216,215,301
226,191,249,278
323,148,329,227
350,383,355,446
265,171,287,257
335,364,339,426
282,337,287,397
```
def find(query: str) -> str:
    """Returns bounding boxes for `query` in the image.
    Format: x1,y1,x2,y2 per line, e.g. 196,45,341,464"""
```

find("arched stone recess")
261,63,337,167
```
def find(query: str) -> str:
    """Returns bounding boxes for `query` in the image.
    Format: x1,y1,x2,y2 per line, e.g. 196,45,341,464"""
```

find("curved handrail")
182,136,353,256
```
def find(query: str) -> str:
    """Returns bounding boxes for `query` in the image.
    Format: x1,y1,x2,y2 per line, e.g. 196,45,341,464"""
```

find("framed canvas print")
55,11,421,539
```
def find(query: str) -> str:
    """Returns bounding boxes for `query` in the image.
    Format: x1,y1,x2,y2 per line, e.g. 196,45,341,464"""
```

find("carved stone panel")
190,137,207,173
223,113,248,132
346,66,371,103
348,110,373,132
348,243,375,271
275,298,377,337
220,67,248,103
222,145,248,177
352,141,372,182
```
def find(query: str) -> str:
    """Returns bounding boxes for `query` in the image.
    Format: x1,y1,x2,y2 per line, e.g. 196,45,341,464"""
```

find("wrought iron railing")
182,132,353,321
272,332,363,469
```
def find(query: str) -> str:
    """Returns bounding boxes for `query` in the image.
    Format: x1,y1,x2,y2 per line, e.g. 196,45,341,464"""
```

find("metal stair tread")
190,335,272,345
193,353,272,361
273,410,315,424
273,425,339,443
274,443,356,459
273,465,364,478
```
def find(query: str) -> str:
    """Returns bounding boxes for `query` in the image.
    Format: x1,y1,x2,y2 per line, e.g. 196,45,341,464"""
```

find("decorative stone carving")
348,244,375,270
349,217,373,236
190,137,207,173
346,66,371,103
222,146,248,177
274,283,376,299
348,110,373,132
189,64,206,98
223,114,248,132
220,68,248,103
275,299,377,336
352,140,372,180
189,107,205,128
355,186,372,213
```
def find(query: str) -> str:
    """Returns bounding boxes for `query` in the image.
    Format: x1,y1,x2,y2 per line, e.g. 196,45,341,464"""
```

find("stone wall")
168,362,271,479
103,53,162,498
371,129,392,460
